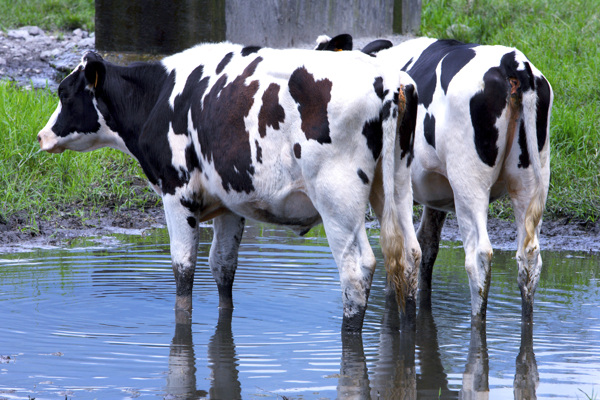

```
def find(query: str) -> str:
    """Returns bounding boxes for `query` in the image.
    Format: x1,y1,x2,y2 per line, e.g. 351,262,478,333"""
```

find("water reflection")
207,309,242,400
416,304,457,398
166,310,206,399
166,309,242,399
332,302,541,399
369,289,416,399
514,323,539,399
460,322,489,399
166,304,542,399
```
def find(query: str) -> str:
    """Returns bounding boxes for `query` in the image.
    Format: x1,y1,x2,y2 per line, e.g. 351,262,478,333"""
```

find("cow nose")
37,134,41,142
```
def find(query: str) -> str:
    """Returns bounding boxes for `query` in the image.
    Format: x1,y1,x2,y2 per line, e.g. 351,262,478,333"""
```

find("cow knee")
478,247,493,270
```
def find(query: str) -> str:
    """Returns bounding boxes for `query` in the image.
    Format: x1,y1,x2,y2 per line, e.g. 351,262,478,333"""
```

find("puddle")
0,223,598,399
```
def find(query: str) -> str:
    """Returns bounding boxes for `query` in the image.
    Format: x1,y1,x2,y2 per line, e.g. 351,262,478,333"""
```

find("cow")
37,42,421,333
317,35,553,324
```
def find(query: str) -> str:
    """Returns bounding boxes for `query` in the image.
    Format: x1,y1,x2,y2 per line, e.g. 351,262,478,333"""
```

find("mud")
2,204,599,254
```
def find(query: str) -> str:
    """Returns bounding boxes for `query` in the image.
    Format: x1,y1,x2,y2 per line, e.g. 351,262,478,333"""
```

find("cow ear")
327,34,353,51
83,53,106,90
314,33,353,52
360,39,393,56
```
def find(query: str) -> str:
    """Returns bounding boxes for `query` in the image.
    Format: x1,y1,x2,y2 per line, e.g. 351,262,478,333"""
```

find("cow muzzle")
37,129,64,153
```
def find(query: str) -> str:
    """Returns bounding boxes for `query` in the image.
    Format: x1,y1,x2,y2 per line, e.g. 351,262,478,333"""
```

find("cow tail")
520,68,553,252
379,82,410,311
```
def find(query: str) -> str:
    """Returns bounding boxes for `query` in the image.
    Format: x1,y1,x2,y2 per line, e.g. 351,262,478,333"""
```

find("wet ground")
1,223,598,399
3,203,600,255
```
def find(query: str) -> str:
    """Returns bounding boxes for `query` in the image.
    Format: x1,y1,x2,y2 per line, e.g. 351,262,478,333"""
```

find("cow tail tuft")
380,83,409,311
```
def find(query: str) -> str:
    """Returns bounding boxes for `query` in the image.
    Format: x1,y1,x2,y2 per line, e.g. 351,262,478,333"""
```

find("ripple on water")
1,224,599,398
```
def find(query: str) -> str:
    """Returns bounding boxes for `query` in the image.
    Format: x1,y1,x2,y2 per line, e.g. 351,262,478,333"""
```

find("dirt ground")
2,204,600,254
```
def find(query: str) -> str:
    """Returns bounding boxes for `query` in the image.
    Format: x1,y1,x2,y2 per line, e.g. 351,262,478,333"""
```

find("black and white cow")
37,42,421,332
317,35,553,323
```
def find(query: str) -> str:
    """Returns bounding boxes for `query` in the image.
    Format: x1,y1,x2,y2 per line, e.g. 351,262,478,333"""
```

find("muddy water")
0,223,598,399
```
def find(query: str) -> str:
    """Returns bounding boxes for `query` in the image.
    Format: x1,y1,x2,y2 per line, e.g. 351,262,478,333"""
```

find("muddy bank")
1,205,599,254
0,26,95,90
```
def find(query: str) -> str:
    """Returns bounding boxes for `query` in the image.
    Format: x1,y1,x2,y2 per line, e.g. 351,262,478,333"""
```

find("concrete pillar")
394,0,422,34
95,0,225,61
95,0,421,59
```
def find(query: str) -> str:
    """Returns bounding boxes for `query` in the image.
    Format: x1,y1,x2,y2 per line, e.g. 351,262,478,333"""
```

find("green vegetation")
0,0,94,32
1,0,599,231
0,82,157,232
420,0,600,220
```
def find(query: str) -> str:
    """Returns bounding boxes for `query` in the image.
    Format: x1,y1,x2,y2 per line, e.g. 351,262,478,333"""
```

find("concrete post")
95,0,421,59
95,0,225,61
394,0,422,34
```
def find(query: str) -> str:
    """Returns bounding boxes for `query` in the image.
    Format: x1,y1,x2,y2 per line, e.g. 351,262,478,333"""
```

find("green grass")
0,82,156,232
0,0,94,32
420,0,600,221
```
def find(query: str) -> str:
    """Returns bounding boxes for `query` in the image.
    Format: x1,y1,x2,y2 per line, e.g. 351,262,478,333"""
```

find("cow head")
37,52,121,154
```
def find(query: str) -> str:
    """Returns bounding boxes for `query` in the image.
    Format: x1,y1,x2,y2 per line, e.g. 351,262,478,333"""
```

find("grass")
0,0,599,230
0,82,157,232
420,0,600,221
0,0,94,32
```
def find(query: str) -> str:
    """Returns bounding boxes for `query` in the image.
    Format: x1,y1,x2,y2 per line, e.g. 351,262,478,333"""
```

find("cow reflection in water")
338,293,539,399
165,310,241,399
165,302,539,398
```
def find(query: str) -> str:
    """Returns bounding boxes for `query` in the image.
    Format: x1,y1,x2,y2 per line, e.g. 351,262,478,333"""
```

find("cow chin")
45,146,65,154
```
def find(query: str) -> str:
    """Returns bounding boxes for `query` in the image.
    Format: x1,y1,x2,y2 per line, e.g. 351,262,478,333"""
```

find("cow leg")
454,196,493,324
508,187,543,322
163,194,200,313
416,206,447,308
209,212,245,309
328,219,377,333
311,177,376,332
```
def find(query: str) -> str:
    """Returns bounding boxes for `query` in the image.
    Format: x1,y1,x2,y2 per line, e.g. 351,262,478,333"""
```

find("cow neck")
95,61,168,162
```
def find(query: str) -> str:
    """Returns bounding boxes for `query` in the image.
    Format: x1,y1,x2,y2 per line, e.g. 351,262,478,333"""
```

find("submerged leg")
509,185,544,322
454,196,493,324
209,212,245,309
416,206,447,308
311,169,377,333
163,194,200,313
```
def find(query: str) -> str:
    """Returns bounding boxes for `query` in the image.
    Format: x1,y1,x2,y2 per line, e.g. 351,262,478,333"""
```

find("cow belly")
412,170,456,212
235,191,322,235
